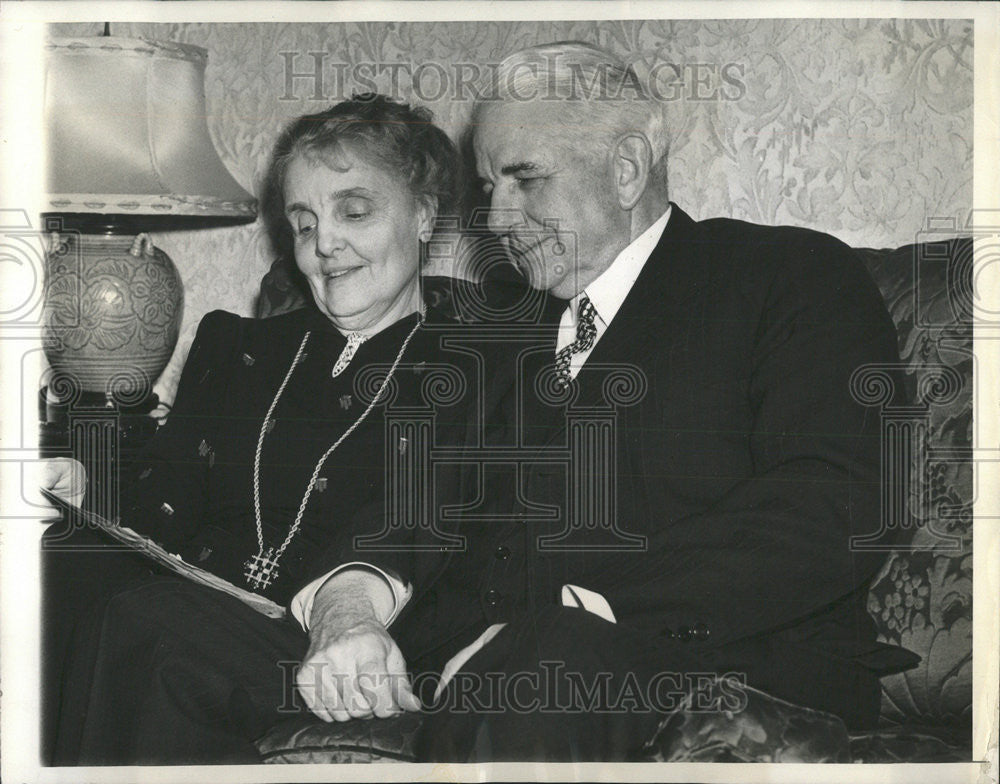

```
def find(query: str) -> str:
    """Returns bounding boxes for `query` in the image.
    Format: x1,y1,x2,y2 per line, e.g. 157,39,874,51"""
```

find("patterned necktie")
554,295,598,386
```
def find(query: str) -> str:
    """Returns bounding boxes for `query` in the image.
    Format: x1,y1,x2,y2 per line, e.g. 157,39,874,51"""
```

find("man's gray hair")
474,41,669,174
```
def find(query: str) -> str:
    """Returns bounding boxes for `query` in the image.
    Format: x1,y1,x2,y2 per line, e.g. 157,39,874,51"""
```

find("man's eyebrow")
499,162,544,176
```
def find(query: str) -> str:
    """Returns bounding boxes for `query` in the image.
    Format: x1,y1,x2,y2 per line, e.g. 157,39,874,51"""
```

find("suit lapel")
543,204,698,424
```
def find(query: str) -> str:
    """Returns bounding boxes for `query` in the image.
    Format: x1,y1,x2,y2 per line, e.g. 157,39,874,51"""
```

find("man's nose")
486,188,525,237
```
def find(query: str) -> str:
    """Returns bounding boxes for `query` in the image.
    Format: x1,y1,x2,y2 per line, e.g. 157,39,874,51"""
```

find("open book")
41,489,286,619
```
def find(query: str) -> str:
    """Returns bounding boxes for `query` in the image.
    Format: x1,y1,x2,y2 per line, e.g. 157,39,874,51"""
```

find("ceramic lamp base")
42,230,184,406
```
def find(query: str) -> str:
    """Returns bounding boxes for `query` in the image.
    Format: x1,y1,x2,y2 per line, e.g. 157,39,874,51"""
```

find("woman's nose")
314,221,345,258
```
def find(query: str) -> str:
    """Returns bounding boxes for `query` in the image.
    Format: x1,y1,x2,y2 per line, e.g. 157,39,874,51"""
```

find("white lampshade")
44,36,256,218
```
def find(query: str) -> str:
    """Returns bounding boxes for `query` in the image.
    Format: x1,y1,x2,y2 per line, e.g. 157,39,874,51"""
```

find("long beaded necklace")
244,317,421,591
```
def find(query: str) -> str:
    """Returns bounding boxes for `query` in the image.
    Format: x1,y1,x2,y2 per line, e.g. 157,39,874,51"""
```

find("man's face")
474,100,629,299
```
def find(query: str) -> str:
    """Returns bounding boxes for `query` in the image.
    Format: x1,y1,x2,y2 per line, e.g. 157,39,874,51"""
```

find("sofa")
251,233,974,763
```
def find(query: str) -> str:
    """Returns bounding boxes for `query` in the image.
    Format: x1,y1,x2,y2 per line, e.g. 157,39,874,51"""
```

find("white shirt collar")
570,205,672,326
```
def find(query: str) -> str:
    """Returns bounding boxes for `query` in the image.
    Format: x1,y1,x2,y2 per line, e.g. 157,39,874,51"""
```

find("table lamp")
39,34,257,522
42,34,257,408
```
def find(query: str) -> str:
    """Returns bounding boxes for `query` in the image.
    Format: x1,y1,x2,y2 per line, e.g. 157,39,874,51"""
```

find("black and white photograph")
0,2,997,782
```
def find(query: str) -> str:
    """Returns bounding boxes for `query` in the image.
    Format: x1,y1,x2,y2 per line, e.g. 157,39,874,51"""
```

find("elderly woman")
43,94,475,765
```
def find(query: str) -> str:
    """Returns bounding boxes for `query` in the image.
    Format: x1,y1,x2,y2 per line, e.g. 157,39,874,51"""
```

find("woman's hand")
40,457,87,510
297,573,421,722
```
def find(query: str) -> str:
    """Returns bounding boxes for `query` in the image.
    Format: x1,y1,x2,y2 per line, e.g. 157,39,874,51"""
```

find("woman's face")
283,145,433,334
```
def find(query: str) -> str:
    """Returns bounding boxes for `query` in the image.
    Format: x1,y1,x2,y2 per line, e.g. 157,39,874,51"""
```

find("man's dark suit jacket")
336,204,916,727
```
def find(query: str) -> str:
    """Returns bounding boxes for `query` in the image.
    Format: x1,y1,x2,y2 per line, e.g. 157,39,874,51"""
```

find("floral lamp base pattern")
43,232,183,404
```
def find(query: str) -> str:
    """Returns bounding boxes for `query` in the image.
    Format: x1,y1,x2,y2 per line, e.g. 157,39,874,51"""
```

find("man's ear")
613,134,653,211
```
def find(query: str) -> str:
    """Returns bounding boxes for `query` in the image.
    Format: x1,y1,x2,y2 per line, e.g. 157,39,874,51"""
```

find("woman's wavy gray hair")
472,41,669,181
271,93,460,222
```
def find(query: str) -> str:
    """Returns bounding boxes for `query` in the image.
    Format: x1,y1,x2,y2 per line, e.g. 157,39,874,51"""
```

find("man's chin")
506,240,575,294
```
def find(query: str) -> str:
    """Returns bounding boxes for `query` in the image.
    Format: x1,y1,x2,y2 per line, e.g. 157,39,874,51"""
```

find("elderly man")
294,41,913,761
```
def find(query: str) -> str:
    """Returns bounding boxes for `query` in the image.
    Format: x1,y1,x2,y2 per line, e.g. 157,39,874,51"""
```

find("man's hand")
40,457,87,511
296,572,421,722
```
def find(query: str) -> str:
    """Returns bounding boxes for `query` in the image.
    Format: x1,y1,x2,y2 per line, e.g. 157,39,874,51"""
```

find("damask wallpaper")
50,19,973,404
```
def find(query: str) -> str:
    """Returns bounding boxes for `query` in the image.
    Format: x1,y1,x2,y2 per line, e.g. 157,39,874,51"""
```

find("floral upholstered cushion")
866,534,973,730
855,240,973,737
636,683,852,763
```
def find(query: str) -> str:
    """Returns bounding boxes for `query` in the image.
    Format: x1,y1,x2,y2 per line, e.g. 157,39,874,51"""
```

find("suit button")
495,546,510,560
678,625,693,642
691,623,710,641
485,589,501,606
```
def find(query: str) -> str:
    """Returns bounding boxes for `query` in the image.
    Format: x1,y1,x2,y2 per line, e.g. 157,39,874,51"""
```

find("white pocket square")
561,584,616,624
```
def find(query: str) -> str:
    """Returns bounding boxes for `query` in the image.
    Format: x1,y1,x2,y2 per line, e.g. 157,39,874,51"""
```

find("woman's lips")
324,266,362,280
